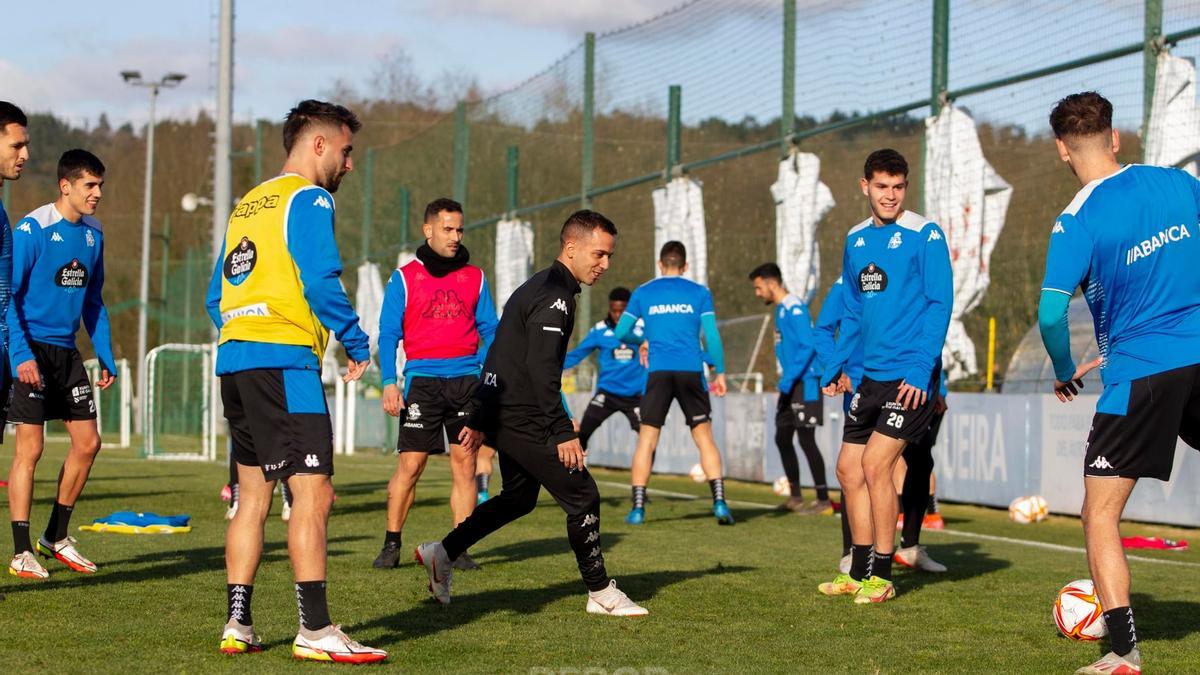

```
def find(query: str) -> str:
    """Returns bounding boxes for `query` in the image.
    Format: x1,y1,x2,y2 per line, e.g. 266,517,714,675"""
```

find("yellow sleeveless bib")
217,174,329,359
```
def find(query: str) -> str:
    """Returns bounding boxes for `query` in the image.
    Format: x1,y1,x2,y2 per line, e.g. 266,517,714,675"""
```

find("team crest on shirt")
887,232,903,249
858,263,888,294
223,237,258,286
55,259,89,293
85,229,95,247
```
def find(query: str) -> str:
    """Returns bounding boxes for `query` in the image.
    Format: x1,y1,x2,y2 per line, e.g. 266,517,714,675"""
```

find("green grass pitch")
2,441,1199,673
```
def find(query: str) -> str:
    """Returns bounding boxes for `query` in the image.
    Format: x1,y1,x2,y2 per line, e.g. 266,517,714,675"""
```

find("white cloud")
429,0,683,33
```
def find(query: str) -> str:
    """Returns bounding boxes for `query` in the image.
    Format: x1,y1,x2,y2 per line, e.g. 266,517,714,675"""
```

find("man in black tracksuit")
416,210,648,617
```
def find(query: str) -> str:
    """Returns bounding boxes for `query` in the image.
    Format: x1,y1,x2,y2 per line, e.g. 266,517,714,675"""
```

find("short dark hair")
659,240,686,269
57,149,105,182
0,101,27,133
282,99,361,154
609,287,631,303
1050,91,1113,140
424,197,463,223
748,262,783,283
863,148,908,180
560,209,617,247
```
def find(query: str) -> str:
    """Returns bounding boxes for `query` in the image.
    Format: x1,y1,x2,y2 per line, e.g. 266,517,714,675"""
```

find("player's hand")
457,426,483,453
382,384,404,417
1053,357,1102,402
838,373,852,394
96,369,115,390
343,358,368,383
16,359,42,390
934,393,947,415
712,373,727,397
639,341,650,368
557,438,586,471
896,381,927,411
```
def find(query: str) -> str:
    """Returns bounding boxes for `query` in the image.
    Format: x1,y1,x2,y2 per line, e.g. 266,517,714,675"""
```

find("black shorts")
8,342,96,424
640,370,711,428
582,390,641,431
221,369,333,481
842,374,940,445
398,375,479,454
776,386,823,429
1085,363,1200,481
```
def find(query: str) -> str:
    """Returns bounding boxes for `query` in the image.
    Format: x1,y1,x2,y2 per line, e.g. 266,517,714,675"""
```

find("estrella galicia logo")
858,262,888,295
55,259,89,293
223,236,258,286
612,345,635,362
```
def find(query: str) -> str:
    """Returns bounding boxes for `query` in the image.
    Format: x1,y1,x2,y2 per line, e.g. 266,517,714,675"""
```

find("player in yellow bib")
206,100,385,664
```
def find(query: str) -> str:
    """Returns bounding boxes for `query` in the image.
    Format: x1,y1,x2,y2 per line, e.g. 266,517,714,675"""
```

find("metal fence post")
666,85,682,175
453,101,470,206
582,32,595,208
506,145,520,214
781,0,796,154
1144,0,1164,157
360,146,375,261
399,186,411,250
921,0,951,214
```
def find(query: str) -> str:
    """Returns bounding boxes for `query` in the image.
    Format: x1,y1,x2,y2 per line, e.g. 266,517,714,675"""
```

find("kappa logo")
313,195,332,210
17,223,31,234
85,229,95,247
1052,221,1066,234
928,229,943,241
550,298,569,314
304,454,320,468
421,289,468,320
585,531,599,543
887,232,903,249
1089,455,1114,471
854,236,865,248
407,403,421,421
580,514,598,527
50,231,64,243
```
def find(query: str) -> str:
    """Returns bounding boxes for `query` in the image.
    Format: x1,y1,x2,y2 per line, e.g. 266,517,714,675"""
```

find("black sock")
872,551,894,580
631,486,646,510
849,544,872,581
295,580,332,631
384,530,401,548
11,521,31,555
45,502,74,543
1104,607,1138,657
476,473,489,494
227,583,253,625
708,478,725,504
927,492,939,514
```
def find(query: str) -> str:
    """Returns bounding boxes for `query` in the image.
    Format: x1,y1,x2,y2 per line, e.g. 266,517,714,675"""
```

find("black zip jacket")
472,259,579,445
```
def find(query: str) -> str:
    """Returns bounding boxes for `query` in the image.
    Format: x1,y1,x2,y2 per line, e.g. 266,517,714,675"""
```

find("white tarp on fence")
652,176,707,285
771,152,835,303
924,105,1013,382
495,218,534,314
1145,50,1200,176
355,261,385,358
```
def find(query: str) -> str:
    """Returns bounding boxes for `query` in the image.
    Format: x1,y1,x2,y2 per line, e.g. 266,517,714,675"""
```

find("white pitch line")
595,480,1200,569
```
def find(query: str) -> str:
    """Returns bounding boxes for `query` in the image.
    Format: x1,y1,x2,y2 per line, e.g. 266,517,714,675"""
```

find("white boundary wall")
570,391,1200,527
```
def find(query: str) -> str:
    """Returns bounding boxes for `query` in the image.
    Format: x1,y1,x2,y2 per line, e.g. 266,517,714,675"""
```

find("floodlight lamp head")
121,70,143,83
163,73,187,86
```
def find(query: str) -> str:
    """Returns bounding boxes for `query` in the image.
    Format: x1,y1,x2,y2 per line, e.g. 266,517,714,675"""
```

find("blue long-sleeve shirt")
0,199,12,356
813,277,864,388
207,185,369,374
775,293,818,399
821,211,952,393
563,316,647,397
7,204,114,373
376,267,499,385
614,275,725,374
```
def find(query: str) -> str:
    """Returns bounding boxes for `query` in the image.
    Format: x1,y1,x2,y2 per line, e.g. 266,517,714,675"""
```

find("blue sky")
0,0,681,127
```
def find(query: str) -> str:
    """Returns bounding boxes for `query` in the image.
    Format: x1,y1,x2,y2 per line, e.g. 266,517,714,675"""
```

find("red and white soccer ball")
1054,579,1108,641
1009,495,1048,524
772,476,790,496
689,463,707,482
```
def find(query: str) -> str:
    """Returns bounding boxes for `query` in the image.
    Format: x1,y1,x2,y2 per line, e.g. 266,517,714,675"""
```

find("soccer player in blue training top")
748,262,831,514
374,197,498,571
207,100,385,663
614,240,733,526
562,286,646,450
1039,91,1200,675
0,103,25,428
817,149,952,604
5,149,116,581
